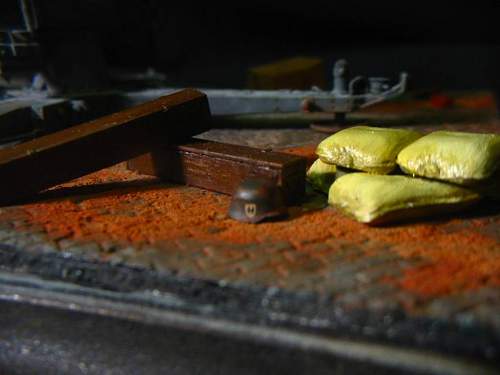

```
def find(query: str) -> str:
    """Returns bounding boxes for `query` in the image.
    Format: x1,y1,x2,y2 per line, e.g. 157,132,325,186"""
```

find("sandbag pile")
307,126,500,224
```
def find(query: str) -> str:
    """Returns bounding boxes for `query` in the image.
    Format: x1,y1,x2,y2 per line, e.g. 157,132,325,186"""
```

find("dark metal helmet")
228,178,288,223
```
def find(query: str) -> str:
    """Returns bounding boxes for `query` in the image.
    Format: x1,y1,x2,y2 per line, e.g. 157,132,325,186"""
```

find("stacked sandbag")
329,173,480,224
310,126,500,224
396,131,500,200
306,159,336,194
307,126,421,192
316,126,422,174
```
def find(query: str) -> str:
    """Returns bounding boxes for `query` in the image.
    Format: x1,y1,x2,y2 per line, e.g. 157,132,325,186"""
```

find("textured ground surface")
0,92,499,366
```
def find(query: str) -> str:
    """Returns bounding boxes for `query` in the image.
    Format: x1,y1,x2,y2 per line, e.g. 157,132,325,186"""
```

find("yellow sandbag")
328,173,480,224
316,126,421,174
306,159,336,193
397,130,500,185
335,166,356,179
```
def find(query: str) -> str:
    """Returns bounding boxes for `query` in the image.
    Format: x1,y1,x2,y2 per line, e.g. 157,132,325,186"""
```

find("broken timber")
0,89,211,205
127,139,307,204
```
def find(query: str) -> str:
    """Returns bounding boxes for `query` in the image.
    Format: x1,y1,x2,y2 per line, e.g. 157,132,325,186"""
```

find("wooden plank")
0,89,211,205
127,139,307,204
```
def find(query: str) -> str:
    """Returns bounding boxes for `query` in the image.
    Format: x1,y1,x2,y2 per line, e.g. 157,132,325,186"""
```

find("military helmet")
228,178,288,223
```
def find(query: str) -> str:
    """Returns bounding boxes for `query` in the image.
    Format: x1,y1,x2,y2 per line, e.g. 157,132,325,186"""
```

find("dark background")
1,0,499,91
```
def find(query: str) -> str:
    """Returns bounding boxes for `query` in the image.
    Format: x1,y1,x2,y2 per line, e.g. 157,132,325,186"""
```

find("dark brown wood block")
0,89,211,205
127,139,307,204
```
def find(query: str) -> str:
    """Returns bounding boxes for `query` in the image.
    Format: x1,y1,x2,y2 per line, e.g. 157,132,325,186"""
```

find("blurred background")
1,0,499,93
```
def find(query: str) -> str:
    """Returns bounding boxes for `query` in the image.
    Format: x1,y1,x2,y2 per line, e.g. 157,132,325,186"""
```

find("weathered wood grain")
127,139,306,204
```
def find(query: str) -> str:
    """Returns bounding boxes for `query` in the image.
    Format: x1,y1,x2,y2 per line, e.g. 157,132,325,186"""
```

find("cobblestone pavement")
0,117,499,365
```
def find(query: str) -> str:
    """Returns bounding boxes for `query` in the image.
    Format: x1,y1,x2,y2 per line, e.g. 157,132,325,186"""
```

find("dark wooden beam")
0,89,211,205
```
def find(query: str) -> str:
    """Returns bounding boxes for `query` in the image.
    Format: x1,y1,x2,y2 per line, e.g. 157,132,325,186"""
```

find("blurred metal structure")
126,60,408,121
0,0,41,84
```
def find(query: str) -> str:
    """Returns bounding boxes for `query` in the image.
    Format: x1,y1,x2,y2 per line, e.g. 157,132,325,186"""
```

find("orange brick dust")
6,155,497,301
